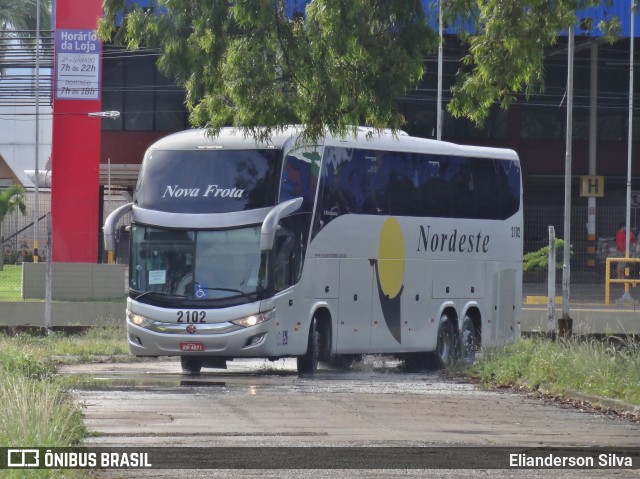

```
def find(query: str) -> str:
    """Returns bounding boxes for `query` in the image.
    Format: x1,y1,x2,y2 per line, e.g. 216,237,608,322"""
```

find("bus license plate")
180,342,205,352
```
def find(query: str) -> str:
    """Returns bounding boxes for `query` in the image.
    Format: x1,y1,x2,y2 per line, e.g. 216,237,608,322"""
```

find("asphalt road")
59,357,640,478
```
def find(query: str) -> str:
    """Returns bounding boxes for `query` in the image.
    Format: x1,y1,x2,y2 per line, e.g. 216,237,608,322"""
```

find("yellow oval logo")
377,217,405,298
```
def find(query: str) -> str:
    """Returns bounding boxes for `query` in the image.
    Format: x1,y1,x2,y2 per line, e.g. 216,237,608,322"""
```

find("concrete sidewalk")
521,282,640,335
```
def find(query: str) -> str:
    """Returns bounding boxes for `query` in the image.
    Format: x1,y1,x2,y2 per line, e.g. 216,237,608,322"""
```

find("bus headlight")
231,309,275,328
127,311,155,328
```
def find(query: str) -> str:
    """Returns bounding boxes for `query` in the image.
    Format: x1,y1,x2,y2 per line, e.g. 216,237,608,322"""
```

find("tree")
0,0,51,31
445,0,619,125
0,185,27,271
0,0,52,77
99,0,620,140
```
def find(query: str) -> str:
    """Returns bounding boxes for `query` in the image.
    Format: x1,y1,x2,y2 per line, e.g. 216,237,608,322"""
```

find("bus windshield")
130,224,267,303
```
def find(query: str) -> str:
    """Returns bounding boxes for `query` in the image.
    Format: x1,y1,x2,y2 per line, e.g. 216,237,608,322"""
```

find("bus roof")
147,127,519,162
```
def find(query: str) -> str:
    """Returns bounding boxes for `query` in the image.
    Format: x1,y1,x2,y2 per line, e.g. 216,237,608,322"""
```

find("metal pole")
44,212,52,332
34,0,41,263
624,1,635,301
561,26,574,322
547,226,556,338
587,41,598,271
108,156,111,212
436,0,443,141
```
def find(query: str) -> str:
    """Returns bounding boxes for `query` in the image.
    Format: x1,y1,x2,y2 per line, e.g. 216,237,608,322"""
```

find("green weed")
468,336,640,405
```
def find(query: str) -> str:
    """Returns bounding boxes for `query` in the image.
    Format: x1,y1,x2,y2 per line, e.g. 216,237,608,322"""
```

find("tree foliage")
446,0,619,125
0,0,52,77
0,185,27,223
0,185,27,271
100,0,434,142
99,0,621,140
0,0,51,31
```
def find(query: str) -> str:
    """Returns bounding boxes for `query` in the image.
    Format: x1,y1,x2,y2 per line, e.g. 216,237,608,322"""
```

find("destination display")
135,150,281,213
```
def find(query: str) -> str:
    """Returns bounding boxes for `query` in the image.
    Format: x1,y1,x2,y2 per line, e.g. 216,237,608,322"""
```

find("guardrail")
604,257,640,305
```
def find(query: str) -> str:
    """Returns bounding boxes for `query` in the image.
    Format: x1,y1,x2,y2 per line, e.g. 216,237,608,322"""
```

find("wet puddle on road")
60,373,227,390
57,356,479,397
59,370,302,392
57,359,304,392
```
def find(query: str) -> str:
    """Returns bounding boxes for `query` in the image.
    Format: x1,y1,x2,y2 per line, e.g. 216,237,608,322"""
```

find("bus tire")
431,314,455,369
458,316,477,365
297,318,319,377
180,356,203,375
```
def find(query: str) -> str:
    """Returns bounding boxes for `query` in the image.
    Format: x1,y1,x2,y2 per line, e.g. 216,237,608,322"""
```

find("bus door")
493,268,517,344
336,258,373,353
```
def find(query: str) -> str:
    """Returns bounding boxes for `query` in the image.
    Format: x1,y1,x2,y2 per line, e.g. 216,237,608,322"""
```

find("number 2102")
177,311,206,323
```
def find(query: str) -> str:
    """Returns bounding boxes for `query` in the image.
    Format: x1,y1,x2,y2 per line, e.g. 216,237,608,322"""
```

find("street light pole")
34,0,40,263
436,0,443,141
561,26,574,328
623,2,636,301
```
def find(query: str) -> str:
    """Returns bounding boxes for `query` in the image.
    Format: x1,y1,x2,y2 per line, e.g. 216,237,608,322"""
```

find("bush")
523,238,571,273
469,337,640,406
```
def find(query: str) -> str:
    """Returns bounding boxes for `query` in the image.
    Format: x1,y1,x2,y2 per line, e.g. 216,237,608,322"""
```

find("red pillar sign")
51,0,103,262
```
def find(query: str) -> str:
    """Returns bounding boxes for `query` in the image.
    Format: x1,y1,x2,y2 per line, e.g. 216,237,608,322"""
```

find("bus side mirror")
260,198,303,251
104,202,133,252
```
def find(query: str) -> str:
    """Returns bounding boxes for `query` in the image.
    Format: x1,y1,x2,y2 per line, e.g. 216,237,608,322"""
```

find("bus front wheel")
180,356,203,375
297,318,319,377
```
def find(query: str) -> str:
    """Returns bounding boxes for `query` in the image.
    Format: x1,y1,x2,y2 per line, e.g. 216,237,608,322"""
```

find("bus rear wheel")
297,318,319,377
180,356,203,375
458,316,478,365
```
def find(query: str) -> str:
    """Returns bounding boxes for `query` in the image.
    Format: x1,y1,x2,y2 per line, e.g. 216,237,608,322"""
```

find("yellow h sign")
580,175,604,197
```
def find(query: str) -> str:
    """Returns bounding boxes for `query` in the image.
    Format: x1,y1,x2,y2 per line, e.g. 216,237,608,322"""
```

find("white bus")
104,127,522,375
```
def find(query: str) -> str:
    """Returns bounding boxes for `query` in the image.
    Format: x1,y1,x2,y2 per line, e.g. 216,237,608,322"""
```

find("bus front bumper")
126,311,276,357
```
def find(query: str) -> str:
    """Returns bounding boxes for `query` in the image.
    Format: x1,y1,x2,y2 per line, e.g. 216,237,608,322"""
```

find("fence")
523,205,634,284
0,190,131,262
0,190,131,303
1,191,50,264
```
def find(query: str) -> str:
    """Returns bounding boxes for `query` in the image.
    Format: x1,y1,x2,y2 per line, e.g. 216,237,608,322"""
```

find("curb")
563,390,640,417
538,383,640,417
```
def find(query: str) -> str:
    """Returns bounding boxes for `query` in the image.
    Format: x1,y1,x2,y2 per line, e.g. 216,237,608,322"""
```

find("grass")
462,336,640,406
0,376,87,478
26,322,129,361
0,323,128,479
0,264,23,300
0,375,88,479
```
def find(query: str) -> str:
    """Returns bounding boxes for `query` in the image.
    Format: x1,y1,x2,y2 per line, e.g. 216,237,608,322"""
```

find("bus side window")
273,214,308,292
273,228,296,292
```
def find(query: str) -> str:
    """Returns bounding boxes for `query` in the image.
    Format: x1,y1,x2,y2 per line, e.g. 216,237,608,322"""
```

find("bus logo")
371,217,405,343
